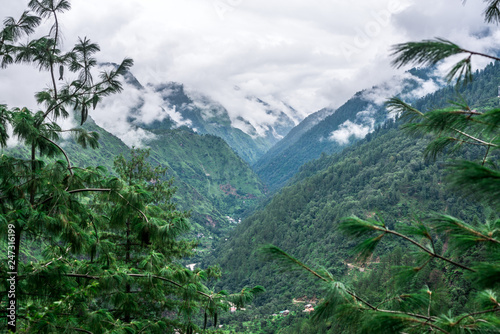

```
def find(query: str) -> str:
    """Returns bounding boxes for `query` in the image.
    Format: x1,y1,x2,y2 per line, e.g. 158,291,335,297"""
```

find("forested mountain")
253,69,441,191
211,122,487,323
106,70,299,164
0,3,272,330
4,1,500,333
253,107,334,165
144,127,266,240
4,114,266,247
207,62,500,331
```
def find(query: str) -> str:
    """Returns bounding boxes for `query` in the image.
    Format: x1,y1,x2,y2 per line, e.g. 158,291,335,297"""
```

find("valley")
1,2,500,332
3,60,499,332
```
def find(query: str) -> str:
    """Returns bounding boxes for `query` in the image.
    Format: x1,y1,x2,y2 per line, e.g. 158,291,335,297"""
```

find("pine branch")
451,127,498,148
115,192,149,223
260,245,330,282
40,134,73,176
391,38,464,68
386,228,475,272
40,57,133,122
262,245,437,323
482,145,491,166
63,273,213,299
18,315,94,334
341,217,475,272
433,215,500,245
391,37,500,86
391,38,500,68
403,317,450,334
483,0,500,23
454,307,500,326
37,187,112,207
388,98,498,149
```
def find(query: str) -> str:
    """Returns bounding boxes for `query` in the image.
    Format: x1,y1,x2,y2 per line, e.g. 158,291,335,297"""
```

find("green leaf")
445,56,472,85
92,94,98,110
81,104,87,125
351,233,385,262
483,0,500,23
391,38,463,68
339,216,385,238
447,161,500,209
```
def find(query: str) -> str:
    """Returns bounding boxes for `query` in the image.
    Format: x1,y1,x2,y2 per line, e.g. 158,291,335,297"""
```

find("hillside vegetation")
253,69,441,191
3,116,266,247
207,62,500,332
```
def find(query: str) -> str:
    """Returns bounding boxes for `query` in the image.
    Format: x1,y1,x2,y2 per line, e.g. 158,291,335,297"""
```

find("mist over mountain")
207,62,500,329
4,1,500,333
91,64,443,194
253,68,442,191
3,112,267,249
91,68,301,164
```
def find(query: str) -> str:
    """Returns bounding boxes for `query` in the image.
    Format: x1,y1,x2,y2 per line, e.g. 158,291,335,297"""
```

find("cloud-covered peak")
1,0,498,142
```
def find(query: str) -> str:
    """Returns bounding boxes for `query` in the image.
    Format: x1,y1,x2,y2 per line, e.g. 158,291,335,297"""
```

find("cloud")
1,0,499,135
89,75,198,147
89,84,155,147
361,76,407,106
329,104,377,145
360,72,441,106
401,73,441,100
329,119,374,145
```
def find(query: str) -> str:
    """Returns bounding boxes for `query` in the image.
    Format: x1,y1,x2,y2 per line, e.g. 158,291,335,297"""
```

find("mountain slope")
207,62,500,319
211,120,491,318
254,107,335,166
253,69,441,191
138,82,272,164
111,73,299,164
144,127,266,236
3,115,266,246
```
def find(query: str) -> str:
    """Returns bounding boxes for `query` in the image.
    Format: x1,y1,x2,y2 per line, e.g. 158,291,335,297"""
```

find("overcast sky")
1,0,500,133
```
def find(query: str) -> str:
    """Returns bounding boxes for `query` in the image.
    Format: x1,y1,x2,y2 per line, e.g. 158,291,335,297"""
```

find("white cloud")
360,72,442,106
89,77,197,147
401,73,441,100
329,119,374,145
361,76,407,106
89,85,154,147
1,0,498,135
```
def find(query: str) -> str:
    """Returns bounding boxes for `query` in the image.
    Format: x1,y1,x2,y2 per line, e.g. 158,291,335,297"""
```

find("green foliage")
213,4,500,333
483,0,500,23
145,128,266,235
0,2,263,333
391,38,463,68
254,68,440,192
263,3,500,332
138,82,273,165
213,115,488,318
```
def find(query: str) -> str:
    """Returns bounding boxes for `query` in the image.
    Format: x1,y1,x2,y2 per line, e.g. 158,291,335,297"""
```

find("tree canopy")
0,1,262,333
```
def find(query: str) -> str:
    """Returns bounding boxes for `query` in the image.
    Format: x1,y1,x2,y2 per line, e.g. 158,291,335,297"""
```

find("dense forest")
252,67,441,192
208,57,500,334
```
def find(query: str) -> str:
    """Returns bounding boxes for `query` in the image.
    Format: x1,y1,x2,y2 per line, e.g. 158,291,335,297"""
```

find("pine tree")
263,2,500,333
0,2,263,333
0,1,132,331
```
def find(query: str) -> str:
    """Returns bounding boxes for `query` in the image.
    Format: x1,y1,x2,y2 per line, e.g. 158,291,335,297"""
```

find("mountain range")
63,66,446,250
253,68,442,191
205,61,500,329
100,65,301,165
